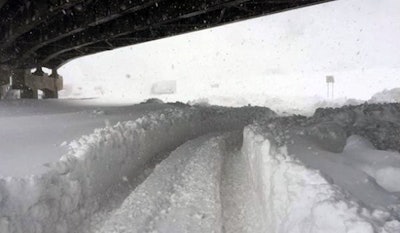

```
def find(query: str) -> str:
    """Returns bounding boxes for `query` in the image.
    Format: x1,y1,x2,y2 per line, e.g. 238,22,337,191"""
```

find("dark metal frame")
0,0,335,70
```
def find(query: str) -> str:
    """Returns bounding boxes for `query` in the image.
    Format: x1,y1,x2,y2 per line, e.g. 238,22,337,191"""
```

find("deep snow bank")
0,105,275,233
312,103,400,152
242,126,400,233
241,103,400,232
343,135,400,193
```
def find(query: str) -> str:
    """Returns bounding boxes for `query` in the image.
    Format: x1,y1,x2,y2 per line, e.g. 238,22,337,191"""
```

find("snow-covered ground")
95,132,266,233
241,103,400,232
243,127,400,233
0,99,170,177
1,0,399,231
1,98,400,233
0,101,276,233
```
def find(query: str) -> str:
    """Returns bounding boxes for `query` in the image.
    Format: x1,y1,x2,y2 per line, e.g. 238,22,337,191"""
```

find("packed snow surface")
1,100,400,233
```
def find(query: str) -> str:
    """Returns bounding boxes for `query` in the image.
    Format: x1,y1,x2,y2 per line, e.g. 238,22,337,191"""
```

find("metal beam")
38,0,255,65
40,0,330,67
0,0,7,10
0,0,336,69
3,0,164,63
0,0,86,48
11,0,256,66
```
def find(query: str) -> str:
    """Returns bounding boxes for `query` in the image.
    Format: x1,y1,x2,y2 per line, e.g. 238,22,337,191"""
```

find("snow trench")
2,102,400,233
242,125,400,233
0,106,274,233
97,134,228,233
97,131,266,233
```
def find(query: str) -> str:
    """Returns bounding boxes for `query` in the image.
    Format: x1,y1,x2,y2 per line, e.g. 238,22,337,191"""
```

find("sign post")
326,75,335,99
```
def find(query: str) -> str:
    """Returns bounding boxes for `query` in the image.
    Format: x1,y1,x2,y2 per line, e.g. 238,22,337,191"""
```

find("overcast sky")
60,0,400,100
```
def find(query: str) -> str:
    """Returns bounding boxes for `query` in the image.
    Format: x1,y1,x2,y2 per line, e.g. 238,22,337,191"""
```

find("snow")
220,136,265,233
151,80,177,95
188,95,363,116
58,0,400,102
2,97,400,233
238,102,400,232
97,134,226,233
369,88,400,104
343,135,400,193
51,0,398,117
97,132,265,233
242,125,400,233
287,135,399,212
0,103,275,233
0,0,399,231
0,99,170,177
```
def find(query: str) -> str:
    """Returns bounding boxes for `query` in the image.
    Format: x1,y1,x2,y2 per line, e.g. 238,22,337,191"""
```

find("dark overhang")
0,0,335,70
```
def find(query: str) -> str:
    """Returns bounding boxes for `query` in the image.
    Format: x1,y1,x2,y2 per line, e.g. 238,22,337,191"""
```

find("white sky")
60,0,400,101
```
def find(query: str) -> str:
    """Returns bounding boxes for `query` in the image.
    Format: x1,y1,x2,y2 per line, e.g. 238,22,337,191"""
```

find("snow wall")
0,106,275,233
242,125,400,233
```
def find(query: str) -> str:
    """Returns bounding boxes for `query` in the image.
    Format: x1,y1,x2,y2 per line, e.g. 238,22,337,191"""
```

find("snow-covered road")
1,100,400,233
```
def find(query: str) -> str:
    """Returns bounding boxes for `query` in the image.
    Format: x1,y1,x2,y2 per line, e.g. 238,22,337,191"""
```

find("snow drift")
242,126,400,233
0,105,275,233
241,103,400,233
2,101,400,233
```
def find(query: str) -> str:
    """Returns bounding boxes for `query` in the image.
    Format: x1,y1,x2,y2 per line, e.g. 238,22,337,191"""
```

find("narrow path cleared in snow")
220,147,265,233
94,132,265,233
3,101,400,233
0,102,277,233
